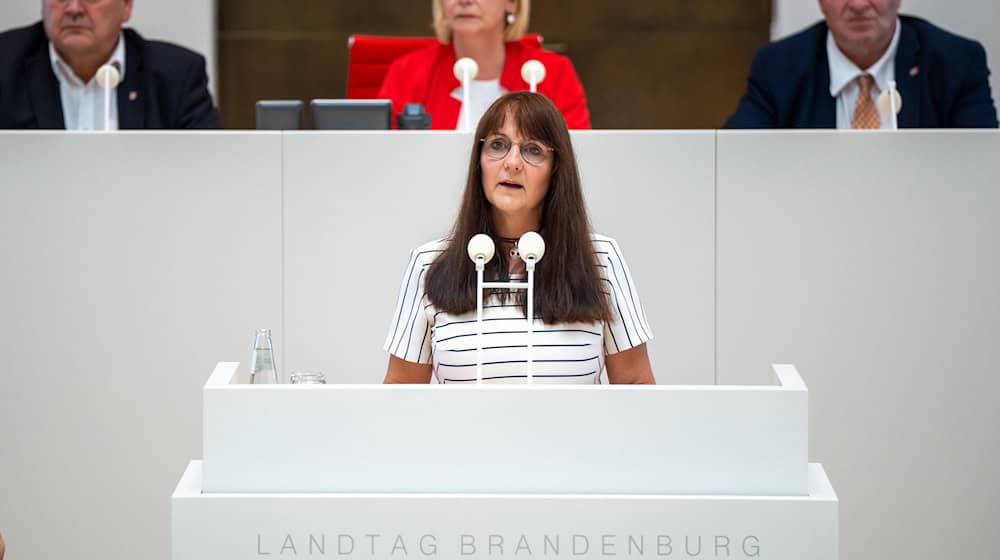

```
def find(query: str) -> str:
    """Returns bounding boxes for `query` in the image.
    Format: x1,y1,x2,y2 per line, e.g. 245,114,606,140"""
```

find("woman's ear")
506,0,518,18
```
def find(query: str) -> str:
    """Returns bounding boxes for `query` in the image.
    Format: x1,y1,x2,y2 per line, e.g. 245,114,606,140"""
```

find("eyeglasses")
480,135,554,166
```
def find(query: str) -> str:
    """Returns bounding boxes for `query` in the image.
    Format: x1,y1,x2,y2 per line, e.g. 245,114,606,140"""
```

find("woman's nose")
502,146,524,169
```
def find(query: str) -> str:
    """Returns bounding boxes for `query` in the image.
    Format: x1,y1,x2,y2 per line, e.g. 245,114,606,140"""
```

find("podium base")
172,461,837,559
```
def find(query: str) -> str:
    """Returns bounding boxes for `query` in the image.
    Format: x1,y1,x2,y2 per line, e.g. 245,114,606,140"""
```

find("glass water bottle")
249,328,279,384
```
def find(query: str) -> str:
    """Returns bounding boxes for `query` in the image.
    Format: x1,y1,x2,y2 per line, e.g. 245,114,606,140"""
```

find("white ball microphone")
520,60,546,93
517,231,545,385
516,231,546,264
467,233,495,384
453,57,479,132
96,62,121,89
467,233,496,265
96,61,121,132
878,80,902,131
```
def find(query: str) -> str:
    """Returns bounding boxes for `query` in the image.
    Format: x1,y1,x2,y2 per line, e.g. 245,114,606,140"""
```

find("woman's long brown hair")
424,92,612,324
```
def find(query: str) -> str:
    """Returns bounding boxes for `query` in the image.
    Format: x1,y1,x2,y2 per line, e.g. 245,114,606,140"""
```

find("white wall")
0,131,281,560
773,0,1000,115
0,0,216,98
2,130,998,560
717,129,1000,560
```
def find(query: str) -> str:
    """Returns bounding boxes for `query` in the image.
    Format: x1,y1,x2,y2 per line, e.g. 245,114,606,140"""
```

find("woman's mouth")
498,180,524,189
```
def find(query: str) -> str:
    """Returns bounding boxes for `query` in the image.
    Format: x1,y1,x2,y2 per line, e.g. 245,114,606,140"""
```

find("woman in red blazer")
378,0,591,130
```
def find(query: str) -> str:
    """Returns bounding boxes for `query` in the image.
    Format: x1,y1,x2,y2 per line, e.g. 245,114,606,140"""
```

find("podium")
172,363,838,559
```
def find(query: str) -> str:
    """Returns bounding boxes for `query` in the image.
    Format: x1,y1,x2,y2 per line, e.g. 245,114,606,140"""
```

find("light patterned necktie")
852,74,880,129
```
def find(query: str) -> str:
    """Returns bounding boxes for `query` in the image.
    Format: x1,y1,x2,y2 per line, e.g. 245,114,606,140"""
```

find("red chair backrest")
346,34,543,99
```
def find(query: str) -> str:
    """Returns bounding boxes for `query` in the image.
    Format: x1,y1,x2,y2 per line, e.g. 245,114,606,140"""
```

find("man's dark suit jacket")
0,22,221,129
724,15,998,129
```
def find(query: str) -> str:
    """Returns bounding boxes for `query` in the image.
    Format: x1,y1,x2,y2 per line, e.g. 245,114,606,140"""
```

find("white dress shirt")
49,34,126,131
827,19,900,129
452,79,507,131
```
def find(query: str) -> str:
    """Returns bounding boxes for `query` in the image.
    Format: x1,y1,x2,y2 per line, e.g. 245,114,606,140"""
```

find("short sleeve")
593,236,653,355
382,241,443,364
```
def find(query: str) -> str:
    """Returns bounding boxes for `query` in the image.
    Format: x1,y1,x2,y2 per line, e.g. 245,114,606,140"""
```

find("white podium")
172,363,838,559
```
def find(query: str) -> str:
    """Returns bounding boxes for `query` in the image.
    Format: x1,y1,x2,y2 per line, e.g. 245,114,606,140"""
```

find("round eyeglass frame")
479,136,555,166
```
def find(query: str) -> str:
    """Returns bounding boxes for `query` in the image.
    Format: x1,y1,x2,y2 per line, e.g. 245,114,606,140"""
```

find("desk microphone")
467,233,496,384
878,80,902,130
516,231,545,384
453,58,479,132
466,232,546,384
520,60,546,93
96,61,122,132
467,233,496,264
516,231,545,262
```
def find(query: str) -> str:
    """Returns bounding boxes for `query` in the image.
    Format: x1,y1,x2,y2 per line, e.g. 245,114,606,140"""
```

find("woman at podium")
377,0,591,130
383,92,653,384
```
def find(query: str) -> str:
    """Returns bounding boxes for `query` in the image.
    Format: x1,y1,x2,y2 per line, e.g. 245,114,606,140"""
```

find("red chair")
346,34,543,99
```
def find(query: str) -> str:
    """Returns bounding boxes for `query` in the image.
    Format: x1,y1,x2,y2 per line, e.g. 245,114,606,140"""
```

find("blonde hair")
432,0,531,44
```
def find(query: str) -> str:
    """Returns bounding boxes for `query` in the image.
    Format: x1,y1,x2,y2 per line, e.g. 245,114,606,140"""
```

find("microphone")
516,231,545,385
877,80,902,131
96,62,121,132
467,232,546,385
467,233,496,384
453,57,479,132
467,233,496,264
96,62,122,89
520,60,546,93
516,231,545,263
453,57,479,85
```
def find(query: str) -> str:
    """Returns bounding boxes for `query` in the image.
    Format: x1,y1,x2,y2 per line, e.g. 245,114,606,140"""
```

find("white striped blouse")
383,234,652,384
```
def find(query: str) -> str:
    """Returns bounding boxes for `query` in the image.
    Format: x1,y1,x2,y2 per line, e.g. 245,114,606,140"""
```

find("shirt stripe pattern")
383,234,652,384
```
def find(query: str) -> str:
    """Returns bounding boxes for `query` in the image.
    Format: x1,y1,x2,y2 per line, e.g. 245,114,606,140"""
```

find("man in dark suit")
0,0,221,129
725,0,998,129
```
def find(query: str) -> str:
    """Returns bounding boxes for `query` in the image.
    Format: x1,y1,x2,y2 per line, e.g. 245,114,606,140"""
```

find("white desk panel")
0,132,283,560
201,363,807,495
717,130,1000,560
281,131,715,385
175,461,838,560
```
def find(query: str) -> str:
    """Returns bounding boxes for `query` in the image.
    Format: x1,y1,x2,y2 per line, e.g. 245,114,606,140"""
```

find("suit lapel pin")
909,66,920,77
129,91,138,101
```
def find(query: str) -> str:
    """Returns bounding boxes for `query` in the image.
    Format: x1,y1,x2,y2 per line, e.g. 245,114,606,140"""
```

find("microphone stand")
98,62,121,132
472,232,544,385
462,67,472,133
477,260,537,384
103,73,113,132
